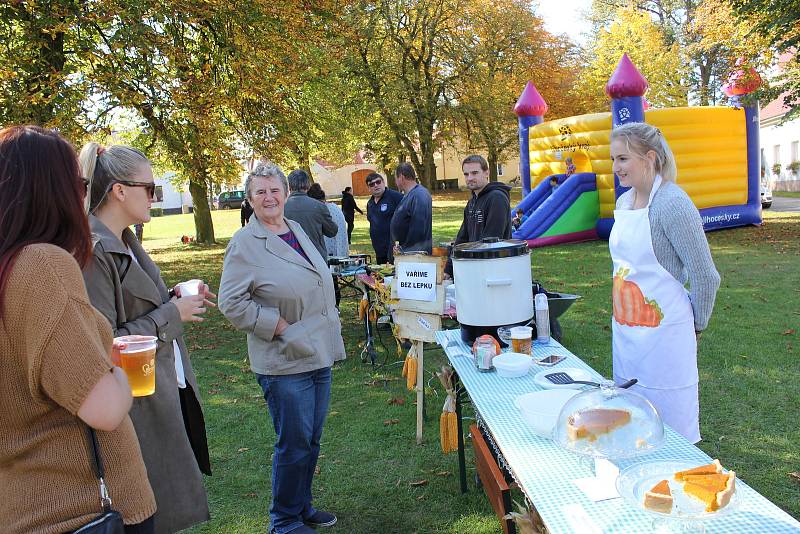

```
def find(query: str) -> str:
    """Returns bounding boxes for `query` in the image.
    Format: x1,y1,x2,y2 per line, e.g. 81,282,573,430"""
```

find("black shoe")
304,510,337,528
270,526,317,534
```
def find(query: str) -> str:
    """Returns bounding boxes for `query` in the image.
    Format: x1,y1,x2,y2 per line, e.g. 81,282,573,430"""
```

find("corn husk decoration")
436,366,459,454
401,343,418,390
503,499,543,534
357,294,369,320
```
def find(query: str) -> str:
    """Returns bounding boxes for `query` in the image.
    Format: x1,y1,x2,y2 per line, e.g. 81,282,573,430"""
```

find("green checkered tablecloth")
436,329,800,533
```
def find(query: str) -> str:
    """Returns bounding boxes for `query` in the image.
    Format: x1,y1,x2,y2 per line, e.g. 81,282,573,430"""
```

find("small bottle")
474,337,496,372
534,293,551,344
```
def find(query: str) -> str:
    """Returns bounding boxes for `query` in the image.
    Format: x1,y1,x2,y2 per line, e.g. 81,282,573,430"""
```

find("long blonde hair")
610,123,677,183
78,142,150,213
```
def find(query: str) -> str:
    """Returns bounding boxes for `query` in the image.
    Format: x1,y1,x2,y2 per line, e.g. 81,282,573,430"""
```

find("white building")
152,171,194,214
759,53,799,191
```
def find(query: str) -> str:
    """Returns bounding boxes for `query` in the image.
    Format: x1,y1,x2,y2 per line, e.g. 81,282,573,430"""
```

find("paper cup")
177,279,202,296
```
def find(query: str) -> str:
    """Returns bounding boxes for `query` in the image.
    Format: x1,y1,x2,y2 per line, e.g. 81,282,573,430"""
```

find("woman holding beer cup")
219,162,345,534
0,126,156,532
80,142,212,533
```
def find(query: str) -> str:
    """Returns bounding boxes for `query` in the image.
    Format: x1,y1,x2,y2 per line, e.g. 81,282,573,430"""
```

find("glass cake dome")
552,381,664,460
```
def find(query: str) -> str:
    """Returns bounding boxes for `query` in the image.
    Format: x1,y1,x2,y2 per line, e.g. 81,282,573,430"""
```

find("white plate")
533,367,595,389
617,459,740,521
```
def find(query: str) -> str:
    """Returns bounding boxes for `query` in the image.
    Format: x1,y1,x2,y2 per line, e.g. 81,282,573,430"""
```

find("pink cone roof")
723,60,762,96
514,81,548,117
605,53,649,98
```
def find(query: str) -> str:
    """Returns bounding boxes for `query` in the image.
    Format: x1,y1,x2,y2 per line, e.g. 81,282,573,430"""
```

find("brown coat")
218,217,346,375
83,216,209,534
0,244,156,533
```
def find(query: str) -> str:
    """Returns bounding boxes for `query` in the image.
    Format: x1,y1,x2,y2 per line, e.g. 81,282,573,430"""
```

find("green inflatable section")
540,191,600,238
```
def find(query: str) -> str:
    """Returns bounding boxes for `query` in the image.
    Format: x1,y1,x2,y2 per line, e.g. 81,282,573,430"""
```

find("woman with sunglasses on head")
79,142,212,533
0,126,156,532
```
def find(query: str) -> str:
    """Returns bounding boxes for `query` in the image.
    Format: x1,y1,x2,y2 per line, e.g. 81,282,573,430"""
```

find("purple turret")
606,53,648,127
597,54,649,239
515,81,548,196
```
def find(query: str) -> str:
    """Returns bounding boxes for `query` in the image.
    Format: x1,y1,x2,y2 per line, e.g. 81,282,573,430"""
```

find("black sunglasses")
115,180,156,199
367,179,382,187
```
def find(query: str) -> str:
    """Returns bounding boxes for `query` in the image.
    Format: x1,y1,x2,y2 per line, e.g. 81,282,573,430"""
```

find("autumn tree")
0,1,92,138
574,6,688,110
587,0,774,105
344,0,467,189
731,0,800,119
450,0,581,182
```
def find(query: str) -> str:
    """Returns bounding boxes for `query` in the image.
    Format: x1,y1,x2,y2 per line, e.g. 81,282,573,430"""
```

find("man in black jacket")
445,155,512,278
340,186,363,243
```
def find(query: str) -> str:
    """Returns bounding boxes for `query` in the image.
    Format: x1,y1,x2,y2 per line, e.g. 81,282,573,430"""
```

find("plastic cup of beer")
112,335,157,397
510,326,533,356
177,279,202,297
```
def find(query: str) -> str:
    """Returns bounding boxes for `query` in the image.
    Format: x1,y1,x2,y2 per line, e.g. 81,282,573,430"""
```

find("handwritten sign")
397,262,437,302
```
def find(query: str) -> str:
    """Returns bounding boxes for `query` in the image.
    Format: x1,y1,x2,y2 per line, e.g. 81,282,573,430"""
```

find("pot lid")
452,237,529,259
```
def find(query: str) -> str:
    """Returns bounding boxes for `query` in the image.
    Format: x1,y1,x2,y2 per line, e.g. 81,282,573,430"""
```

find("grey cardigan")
616,180,720,331
218,217,346,375
83,216,209,534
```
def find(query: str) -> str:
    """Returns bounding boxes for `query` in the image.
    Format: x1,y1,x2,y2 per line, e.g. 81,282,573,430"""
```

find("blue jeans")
256,367,332,534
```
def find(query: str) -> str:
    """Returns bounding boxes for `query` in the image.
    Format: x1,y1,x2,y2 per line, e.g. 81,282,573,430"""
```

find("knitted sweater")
0,244,156,533
617,180,720,331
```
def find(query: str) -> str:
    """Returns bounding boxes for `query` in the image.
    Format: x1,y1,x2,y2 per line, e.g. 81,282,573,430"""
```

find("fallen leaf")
790,472,800,482
358,401,366,405
237,447,250,453
329,411,340,416
315,466,321,475
417,495,425,500
435,471,451,477
243,492,257,498
409,479,428,487
388,397,405,405
384,419,400,426
782,329,796,335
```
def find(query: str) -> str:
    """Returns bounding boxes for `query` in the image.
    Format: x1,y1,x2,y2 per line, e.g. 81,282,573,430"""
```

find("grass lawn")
774,191,800,198
140,191,799,533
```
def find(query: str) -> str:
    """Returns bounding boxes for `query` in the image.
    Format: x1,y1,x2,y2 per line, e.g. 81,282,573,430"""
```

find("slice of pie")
683,471,736,512
643,479,673,513
680,473,731,490
566,408,631,442
674,459,723,481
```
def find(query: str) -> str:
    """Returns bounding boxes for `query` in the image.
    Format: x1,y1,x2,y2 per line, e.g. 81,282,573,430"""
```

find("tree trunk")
487,145,498,183
418,138,437,190
188,175,216,244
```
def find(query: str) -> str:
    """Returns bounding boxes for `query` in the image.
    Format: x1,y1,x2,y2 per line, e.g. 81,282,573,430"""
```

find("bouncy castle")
512,54,763,246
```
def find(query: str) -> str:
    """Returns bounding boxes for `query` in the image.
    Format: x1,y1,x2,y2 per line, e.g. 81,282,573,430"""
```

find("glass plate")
617,460,741,521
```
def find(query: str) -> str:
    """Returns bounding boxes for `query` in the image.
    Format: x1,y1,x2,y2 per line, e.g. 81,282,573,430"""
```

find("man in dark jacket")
284,169,338,259
240,198,254,227
390,163,432,255
365,172,403,264
445,155,512,277
340,186,363,243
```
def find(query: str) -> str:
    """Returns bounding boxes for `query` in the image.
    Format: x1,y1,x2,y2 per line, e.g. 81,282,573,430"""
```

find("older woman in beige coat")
79,142,212,534
219,162,345,534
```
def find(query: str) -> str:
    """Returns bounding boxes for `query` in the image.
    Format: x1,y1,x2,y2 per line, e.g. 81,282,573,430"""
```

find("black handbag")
72,427,125,534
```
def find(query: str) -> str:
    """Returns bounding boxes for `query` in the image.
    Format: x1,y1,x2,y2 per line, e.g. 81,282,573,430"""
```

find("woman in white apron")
609,123,720,443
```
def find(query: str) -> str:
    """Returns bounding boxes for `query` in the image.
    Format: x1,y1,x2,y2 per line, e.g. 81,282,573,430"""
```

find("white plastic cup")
177,279,202,296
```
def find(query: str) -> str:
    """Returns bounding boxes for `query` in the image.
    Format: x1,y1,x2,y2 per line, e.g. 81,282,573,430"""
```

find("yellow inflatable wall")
645,107,748,208
527,106,748,216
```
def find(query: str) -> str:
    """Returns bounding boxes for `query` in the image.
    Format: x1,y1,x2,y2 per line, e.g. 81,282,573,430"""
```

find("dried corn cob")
406,355,417,390
447,411,459,452
440,412,451,453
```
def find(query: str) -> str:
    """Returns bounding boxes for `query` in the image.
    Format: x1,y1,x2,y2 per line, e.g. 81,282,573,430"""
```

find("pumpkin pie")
643,479,673,513
566,408,631,441
680,473,731,489
682,471,736,512
674,459,722,481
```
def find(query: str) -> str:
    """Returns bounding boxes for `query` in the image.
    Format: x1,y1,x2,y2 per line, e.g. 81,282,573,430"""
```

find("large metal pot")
452,237,533,344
